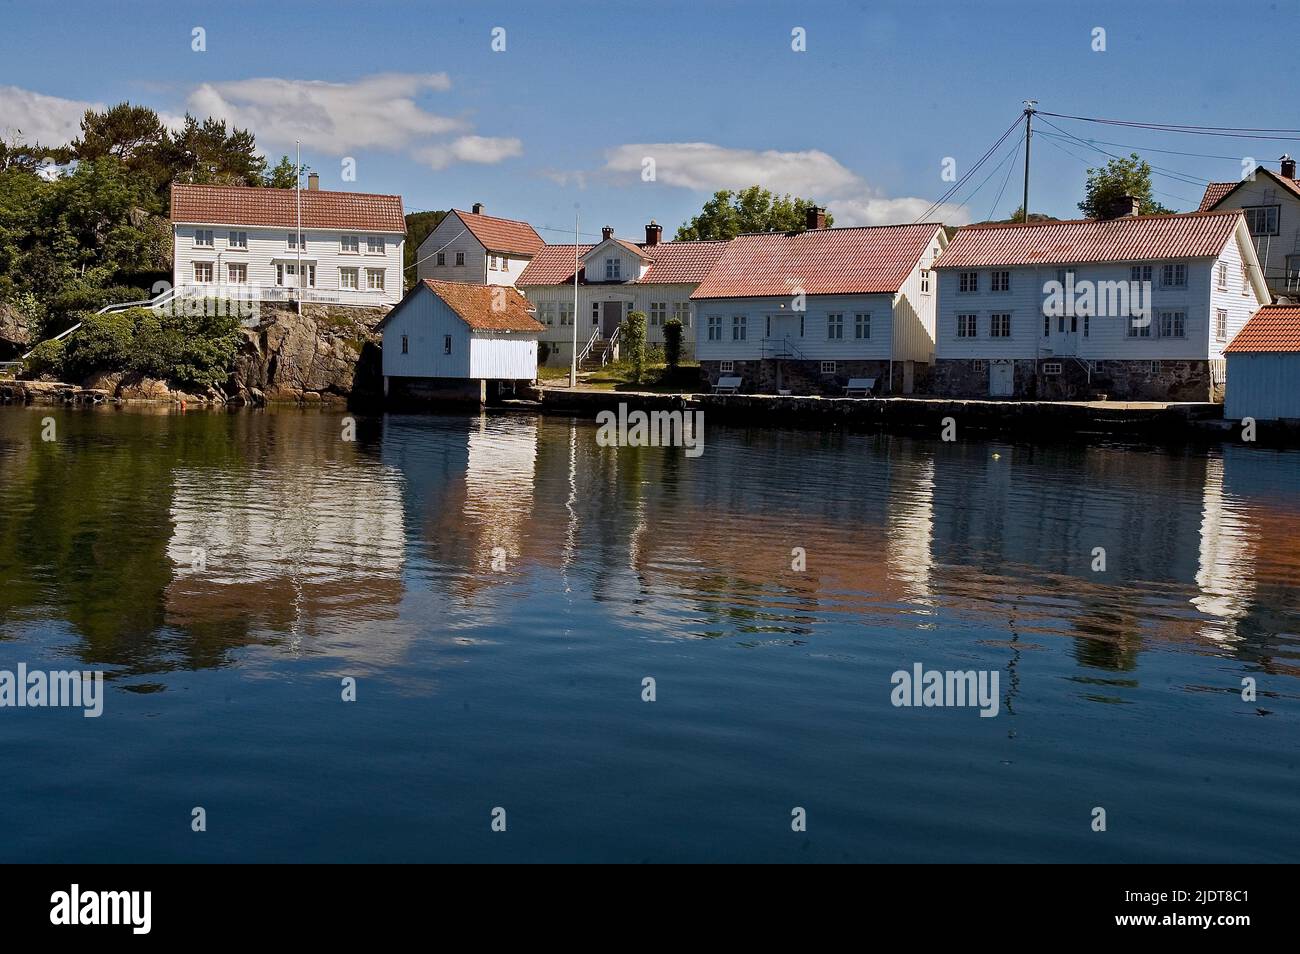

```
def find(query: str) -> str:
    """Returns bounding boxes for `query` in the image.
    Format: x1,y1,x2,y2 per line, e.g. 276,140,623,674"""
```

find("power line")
1035,110,1300,142
1034,116,1210,187
1036,133,1197,207
911,112,1026,223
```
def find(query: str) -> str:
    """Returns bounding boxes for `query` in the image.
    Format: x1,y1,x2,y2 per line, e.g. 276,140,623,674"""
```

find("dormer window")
606,257,622,280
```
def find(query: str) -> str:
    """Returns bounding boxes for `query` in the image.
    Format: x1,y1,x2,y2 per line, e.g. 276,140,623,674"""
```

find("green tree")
1078,154,1173,219
172,114,267,187
663,317,683,370
263,155,308,189
675,186,832,240
622,310,647,384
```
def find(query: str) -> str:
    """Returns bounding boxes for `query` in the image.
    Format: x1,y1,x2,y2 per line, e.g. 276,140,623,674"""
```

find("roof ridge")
171,181,404,201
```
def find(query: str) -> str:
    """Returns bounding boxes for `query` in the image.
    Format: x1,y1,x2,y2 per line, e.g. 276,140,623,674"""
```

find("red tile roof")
171,183,405,232
1198,169,1300,211
1224,305,1300,353
418,279,543,333
519,240,729,286
690,225,942,299
933,211,1243,270
451,209,544,257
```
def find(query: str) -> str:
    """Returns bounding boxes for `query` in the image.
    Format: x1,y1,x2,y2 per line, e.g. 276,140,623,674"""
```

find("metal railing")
601,326,621,366
575,326,601,365
761,336,806,360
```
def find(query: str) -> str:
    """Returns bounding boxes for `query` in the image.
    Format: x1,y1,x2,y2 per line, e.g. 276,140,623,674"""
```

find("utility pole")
295,140,303,316
1022,100,1036,223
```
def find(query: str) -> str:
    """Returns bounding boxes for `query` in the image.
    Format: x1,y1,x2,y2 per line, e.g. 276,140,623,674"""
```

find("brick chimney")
645,219,662,246
1106,194,1140,219
805,205,827,230
602,226,614,240
472,202,485,214
307,172,319,191
1282,155,1296,180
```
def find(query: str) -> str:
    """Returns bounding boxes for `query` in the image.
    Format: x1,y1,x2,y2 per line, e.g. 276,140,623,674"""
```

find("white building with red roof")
931,208,1270,401
1197,157,1300,300
170,177,406,307
414,204,544,287
689,209,948,394
1223,303,1300,421
517,220,728,366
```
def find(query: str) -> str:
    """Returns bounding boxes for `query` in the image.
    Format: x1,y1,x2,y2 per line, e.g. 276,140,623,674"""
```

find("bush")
24,338,65,378
60,311,135,382
622,310,647,384
663,318,683,369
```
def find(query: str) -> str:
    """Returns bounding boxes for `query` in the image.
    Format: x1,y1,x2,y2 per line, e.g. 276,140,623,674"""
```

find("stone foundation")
932,358,1218,401
700,359,926,395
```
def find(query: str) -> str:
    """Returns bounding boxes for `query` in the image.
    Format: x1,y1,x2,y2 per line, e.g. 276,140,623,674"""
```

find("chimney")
1282,155,1296,180
471,202,485,214
307,172,319,191
602,226,614,241
645,219,662,246
805,205,827,230
1106,194,1140,219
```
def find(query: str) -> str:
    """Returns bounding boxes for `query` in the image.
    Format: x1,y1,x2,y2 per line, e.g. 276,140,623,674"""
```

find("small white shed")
1224,305,1300,421
380,279,543,401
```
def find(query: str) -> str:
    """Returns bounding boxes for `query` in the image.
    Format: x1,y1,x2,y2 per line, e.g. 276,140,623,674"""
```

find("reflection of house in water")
165,448,407,664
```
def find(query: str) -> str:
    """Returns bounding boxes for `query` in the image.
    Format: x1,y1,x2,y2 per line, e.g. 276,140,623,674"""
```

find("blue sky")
3,0,1298,242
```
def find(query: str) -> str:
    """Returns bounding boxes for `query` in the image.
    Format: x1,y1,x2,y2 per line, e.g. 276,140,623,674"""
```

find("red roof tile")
1198,169,1300,211
933,211,1243,270
451,209,544,257
690,225,942,299
171,183,405,232
418,279,543,333
519,240,728,286
1224,305,1300,353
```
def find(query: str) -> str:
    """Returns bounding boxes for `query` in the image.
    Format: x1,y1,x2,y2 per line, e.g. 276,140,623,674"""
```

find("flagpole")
295,141,302,316
569,210,579,388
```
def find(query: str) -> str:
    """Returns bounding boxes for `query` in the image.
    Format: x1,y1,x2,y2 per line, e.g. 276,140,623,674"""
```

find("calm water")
0,404,1297,863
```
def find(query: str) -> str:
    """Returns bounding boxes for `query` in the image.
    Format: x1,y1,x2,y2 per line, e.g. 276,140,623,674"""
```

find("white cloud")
187,72,463,152
0,85,98,146
416,135,523,171
603,141,970,227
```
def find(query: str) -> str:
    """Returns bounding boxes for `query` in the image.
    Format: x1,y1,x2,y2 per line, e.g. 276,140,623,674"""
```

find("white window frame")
732,315,747,341
341,235,360,254
366,268,385,291
827,313,844,340
194,229,214,248
1243,205,1280,236
339,267,359,290
820,360,837,375
1161,262,1186,288
606,257,622,280
956,313,978,338
990,312,1011,338
672,301,691,326
854,313,870,339
719,360,735,373
288,232,306,251
1158,310,1185,339
707,316,722,341
558,302,574,326
920,269,931,294
990,270,1010,293
1042,361,1063,375
959,271,979,293
193,262,214,283
228,231,247,249
1131,264,1153,284
1216,262,1228,289
650,302,667,326
226,262,247,284
1215,308,1228,341
367,236,385,255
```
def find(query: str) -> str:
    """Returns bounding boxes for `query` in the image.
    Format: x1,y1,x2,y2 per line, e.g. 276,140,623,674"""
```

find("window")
732,315,747,341
288,232,306,251
436,252,446,266
1148,361,1161,374
991,270,1010,292
854,313,870,339
820,361,837,374
673,302,691,326
1128,318,1152,338
1083,314,1090,337
227,263,247,284
366,268,385,291
990,313,1011,337
1241,264,1251,297
443,335,452,355
540,302,556,326
1044,314,1051,337
1131,265,1153,284
401,335,409,354
707,316,722,341
488,254,498,270
1161,263,1186,287
956,313,978,338
455,251,465,266
920,269,931,294
559,302,574,326
193,262,213,283
827,313,844,339
591,302,601,325
341,235,359,253
650,302,667,326
1158,310,1185,338
1243,205,1280,236
367,236,384,254
340,267,359,290
194,229,214,247
1042,362,1063,375
605,257,622,280
1217,262,1228,289
971,359,987,372
1216,308,1228,341
276,262,296,286
228,231,247,249
720,360,735,373
959,271,979,293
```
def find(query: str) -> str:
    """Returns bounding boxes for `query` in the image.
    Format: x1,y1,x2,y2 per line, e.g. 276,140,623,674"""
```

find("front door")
601,301,622,337
989,359,1014,397
1052,312,1080,356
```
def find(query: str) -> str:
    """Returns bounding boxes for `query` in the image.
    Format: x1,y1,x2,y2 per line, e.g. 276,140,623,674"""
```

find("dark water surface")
0,404,1297,862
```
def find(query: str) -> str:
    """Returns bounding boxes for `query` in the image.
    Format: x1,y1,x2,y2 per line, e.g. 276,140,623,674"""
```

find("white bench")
713,376,743,394
844,377,876,397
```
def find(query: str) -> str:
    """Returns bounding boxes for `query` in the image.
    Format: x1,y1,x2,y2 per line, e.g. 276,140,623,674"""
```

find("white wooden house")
1224,304,1300,421
931,209,1270,401
379,279,542,403
170,177,405,307
414,204,543,287
517,221,727,366
1198,157,1300,301
690,210,948,394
